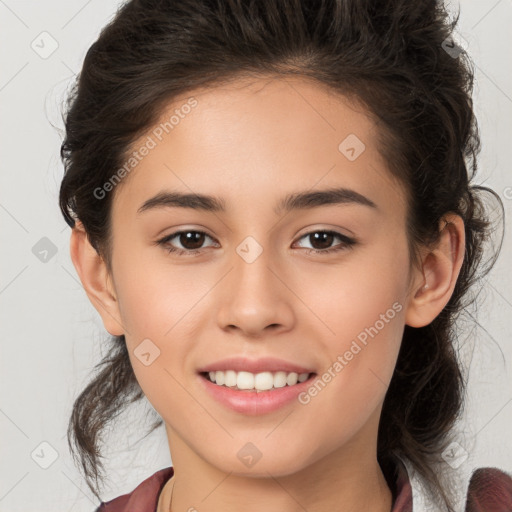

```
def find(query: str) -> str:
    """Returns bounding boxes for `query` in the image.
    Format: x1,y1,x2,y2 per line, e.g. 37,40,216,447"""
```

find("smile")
203,370,313,392
198,371,317,415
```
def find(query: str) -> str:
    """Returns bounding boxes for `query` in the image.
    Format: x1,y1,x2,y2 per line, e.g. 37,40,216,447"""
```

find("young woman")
59,0,512,511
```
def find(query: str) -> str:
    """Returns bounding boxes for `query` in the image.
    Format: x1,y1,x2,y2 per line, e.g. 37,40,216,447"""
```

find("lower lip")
197,373,316,415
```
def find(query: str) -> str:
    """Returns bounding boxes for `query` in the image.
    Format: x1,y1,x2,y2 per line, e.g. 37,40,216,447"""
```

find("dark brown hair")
59,0,505,508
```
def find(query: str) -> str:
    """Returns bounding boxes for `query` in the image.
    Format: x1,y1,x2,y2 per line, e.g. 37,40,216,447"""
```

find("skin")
70,75,465,512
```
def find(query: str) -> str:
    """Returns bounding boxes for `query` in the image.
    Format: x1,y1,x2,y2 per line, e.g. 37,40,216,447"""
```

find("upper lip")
197,356,315,375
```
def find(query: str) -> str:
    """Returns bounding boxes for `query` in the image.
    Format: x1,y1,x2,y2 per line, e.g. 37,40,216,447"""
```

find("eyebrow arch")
137,186,378,216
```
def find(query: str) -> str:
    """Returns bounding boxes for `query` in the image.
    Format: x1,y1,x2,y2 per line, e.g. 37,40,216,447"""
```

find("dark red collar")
96,459,512,512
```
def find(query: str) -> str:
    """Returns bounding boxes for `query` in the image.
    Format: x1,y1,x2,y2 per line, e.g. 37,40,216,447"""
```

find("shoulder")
94,466,174,512
465,466,512,512
390,457,512,512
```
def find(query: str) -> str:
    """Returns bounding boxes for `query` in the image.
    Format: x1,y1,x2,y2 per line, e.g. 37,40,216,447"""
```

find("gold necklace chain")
168,477,175,512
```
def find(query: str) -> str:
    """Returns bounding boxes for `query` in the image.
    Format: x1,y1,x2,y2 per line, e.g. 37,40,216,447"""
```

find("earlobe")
69,221,125,336
404,214,465,328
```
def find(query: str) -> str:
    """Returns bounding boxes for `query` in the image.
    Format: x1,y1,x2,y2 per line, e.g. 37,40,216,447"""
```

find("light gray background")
1,1,511,511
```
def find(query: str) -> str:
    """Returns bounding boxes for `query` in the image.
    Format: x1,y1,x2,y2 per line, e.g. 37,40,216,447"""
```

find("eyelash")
156,229,356,256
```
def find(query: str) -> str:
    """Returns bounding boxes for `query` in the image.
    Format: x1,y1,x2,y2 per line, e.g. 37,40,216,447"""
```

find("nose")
216,244,295,338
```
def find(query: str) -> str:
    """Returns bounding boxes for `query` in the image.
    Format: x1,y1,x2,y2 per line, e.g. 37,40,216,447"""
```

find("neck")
158,430,393,512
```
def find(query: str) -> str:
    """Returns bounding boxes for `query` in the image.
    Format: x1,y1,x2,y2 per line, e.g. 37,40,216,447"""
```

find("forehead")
111,75,407,223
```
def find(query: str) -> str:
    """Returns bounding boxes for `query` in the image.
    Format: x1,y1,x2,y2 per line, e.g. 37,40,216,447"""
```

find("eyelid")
156,227,357,255
293,230,355,248
156,229,218,252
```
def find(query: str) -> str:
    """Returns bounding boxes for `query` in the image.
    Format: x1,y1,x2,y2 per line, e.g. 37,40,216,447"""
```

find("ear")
404,213,465,328
69,220,125,336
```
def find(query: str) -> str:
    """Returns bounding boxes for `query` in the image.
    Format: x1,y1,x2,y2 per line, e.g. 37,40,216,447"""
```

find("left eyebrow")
275,186,378,215
137,186,379,215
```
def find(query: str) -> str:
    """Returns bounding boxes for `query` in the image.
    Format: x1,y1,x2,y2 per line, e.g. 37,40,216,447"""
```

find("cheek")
294,295,405,451
303,249,408,350
113,256,214,406
299,248,408,415
112,248,209,337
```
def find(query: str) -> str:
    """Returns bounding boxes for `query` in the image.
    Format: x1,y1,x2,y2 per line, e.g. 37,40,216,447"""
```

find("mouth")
196,356,318,414
199,370,317,393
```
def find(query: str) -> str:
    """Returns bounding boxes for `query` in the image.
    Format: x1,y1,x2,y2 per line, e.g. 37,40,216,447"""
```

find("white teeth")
224,370,237,387
286,372,298,386
273,371,288,388
205,370,311,391
237,371,255,390
254,372,273,390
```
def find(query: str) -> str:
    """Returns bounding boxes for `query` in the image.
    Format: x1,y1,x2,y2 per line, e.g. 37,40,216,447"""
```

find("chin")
206,448,313,478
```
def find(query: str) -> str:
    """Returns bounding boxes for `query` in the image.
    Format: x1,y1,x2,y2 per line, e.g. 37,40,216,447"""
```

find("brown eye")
157,230,217,255
308,232,335,250
295,230,356,254
175,231,206,250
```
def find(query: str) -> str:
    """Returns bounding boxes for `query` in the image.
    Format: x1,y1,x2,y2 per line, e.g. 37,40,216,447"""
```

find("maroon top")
95,459,512,512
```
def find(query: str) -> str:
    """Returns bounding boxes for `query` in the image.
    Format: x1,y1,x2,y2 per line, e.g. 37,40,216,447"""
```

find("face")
102,75,417,477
